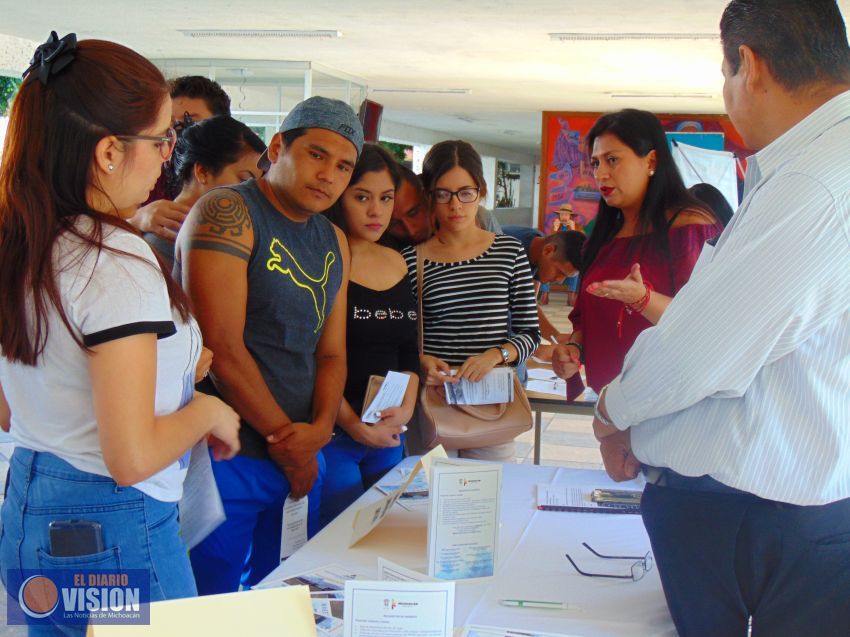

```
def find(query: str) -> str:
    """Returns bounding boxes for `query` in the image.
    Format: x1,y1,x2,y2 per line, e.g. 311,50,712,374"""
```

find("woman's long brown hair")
0,39,190,365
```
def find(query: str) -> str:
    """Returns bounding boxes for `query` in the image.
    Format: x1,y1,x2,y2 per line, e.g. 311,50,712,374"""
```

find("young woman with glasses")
0,35,240,633
401,140,541,462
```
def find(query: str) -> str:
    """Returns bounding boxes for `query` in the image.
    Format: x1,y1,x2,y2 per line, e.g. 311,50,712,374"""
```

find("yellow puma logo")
266,238,336,333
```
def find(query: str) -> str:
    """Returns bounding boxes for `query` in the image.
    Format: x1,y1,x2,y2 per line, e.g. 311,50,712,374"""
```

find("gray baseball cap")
258,96,364,171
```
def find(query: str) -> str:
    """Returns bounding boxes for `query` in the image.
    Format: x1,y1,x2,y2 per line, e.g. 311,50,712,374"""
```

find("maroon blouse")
569,222,723,392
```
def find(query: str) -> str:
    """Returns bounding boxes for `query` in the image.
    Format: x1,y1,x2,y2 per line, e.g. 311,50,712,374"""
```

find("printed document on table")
525,378,567,397
344,580,455,637
445,367,514,405
313,597,345,637
460,625,582,637
362,371,410,423
350,446,448,546
253,563,365,592
377,557,437,582
427,460,502,580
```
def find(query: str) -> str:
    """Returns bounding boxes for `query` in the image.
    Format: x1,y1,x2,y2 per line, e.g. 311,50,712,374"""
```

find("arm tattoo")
189,190,253,262
199,191,252,236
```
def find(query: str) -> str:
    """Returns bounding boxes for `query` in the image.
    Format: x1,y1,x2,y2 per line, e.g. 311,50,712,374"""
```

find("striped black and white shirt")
605,90,850,506
402,234,541,366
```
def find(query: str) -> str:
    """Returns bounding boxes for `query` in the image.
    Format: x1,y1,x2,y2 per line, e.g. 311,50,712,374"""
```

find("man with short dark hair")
502,225,583,343
130,76,233,239
581,1,850,634
386,163,502,249
386,166,430,247
169,75,232,125
178,96,361,593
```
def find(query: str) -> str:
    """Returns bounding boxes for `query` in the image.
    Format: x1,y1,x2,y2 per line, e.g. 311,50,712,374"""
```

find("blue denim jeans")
0,448,196,637
319,431,404,529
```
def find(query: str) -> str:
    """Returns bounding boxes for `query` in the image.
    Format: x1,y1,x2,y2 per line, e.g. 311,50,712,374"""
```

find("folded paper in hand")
444,367,514,405
362,371,410,423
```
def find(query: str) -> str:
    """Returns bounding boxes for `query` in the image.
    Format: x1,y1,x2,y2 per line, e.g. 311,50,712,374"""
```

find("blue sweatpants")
319,432,403,529
189,451,325,594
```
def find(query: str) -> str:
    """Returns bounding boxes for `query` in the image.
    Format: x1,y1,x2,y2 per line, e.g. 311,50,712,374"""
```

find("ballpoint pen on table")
499,599,568,610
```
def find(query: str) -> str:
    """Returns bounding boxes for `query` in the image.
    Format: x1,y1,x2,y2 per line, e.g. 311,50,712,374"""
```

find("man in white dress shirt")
571,0,850,634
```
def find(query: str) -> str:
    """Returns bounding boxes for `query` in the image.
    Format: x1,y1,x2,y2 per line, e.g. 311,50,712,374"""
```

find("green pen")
499,599,567,610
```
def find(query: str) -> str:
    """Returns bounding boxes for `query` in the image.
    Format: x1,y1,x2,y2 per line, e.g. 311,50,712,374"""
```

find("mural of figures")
539,112,752,233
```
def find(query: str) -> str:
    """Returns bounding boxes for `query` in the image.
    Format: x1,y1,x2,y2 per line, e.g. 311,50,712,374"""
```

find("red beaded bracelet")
626,280,654,314
617,281,653,337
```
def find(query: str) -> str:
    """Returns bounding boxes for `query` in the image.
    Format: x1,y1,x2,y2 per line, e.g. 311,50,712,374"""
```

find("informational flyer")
350,446,448,547
427,461,502,580
343,580,455,637
178,440,225,549
361,371,411,423
460,626,580,637
280,494,309,560
377,557,436,583
444,367,513,406
252,563,363,593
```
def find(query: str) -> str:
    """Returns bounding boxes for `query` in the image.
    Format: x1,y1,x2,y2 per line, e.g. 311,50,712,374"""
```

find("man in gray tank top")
176,96,363,594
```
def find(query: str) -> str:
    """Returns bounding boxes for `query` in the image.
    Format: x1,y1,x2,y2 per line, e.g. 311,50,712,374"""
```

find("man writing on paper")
177,96,360,593
572,1,850,635
502,226,584,345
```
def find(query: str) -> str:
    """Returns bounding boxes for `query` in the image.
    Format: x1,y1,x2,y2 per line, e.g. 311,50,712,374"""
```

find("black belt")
643,466,751,496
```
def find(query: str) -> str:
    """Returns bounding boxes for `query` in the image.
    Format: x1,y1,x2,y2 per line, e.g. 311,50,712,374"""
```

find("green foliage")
379,141,409,163
0,76,22,116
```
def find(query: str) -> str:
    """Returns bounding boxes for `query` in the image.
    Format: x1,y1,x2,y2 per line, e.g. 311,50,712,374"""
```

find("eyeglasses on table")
565,542,653,582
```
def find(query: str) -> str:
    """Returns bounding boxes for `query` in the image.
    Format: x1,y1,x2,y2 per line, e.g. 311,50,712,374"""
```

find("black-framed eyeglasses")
431,187,480,204
173,111,194,133
116,127,177,161
565,542,653,582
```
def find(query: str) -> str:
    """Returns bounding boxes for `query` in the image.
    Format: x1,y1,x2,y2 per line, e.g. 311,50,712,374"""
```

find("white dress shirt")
604,91,850,506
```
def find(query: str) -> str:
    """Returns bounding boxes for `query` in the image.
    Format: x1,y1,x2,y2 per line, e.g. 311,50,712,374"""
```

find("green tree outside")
1,76,22,116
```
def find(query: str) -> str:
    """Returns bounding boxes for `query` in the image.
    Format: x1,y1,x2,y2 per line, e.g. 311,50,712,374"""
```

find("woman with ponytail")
0,33,239,635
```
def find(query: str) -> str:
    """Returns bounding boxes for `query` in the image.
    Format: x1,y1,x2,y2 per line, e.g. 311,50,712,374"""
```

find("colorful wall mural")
538,111,752,233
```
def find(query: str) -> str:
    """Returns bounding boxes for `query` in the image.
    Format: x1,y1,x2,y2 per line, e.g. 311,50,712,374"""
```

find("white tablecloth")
262,458,676,637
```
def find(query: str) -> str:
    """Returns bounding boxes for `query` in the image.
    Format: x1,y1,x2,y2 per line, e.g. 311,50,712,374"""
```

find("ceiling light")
370,88,471,95
607,92,715,99
549,32,718,42
179,29,342,39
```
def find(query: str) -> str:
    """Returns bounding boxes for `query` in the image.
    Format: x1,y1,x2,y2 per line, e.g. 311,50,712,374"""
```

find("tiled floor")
514,292,603,470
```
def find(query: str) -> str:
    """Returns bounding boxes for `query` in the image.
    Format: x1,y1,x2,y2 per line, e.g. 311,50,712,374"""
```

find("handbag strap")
415,245,425,357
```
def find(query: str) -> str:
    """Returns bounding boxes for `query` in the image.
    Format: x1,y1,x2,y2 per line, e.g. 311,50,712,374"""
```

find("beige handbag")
414,246,533,450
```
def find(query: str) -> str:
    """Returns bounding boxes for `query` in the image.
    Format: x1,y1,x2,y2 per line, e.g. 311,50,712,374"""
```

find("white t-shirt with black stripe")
402,234,541,365
0,222,201,502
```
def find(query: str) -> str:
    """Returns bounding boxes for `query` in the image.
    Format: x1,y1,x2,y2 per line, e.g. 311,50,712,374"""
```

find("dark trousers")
641,478,850,637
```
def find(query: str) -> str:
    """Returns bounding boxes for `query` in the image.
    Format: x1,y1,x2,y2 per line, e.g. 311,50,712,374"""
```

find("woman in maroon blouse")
553,109,723,392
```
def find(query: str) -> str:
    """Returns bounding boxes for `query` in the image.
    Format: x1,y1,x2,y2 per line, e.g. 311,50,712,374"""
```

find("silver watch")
594,384,616,427
498,347,510,364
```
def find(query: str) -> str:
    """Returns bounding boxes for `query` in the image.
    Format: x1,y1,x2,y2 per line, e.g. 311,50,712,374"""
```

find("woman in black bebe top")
320,144,420,528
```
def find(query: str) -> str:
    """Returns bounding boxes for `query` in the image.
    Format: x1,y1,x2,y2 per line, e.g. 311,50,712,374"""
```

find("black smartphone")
48,520,104,557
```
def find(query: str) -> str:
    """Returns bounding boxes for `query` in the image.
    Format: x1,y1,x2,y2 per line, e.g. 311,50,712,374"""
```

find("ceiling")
2,0,849,159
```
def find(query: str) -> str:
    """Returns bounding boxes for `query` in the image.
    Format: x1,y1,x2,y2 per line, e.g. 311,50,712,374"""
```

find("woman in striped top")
401,140,540,462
